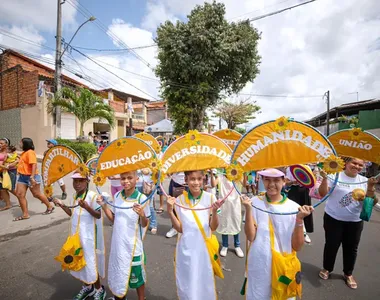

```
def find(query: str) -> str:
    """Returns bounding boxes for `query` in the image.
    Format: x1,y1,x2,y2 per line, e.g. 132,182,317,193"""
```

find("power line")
72,44,157,52
249,0,317,22
238,93,323,98
229,0,295,20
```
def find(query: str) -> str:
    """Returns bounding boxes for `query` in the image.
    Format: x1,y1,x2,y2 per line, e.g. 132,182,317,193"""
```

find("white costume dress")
246,196,300,300
175,191,218,300
216,175,242,235
70,190,105,284
108,189,151,298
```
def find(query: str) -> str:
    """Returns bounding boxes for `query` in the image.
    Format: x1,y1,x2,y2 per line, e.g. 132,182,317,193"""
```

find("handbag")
2,170,11,190
185,194,224,279
55,207,86,272
360,197,374,222
265,201,302,300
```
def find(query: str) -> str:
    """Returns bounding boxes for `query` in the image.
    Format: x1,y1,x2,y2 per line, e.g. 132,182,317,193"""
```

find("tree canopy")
213,100,261,129
49,87,115,137
155,1,261,133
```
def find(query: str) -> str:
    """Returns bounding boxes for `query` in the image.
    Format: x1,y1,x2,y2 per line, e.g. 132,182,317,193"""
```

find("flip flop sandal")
156,208,164,214
42,207,55,215
319,270,330,280
344,275,358,289
13,216,30,222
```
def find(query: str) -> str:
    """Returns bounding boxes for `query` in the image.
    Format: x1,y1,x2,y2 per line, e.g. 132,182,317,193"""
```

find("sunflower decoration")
43,185,53,198
58,164,65,174
115,138,127,150
274,116,290,132
352,188,366,201
93,172,106,186
185,130,201,147
151,170,164,185
226,163,244,182
349,127,362,140
320,155,345,174
149,157,162,172
55,234,86,272
224,129,232,136
77,163,89,178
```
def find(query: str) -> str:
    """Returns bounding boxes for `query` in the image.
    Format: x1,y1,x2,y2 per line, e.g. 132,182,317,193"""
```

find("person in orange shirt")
14,138,54,221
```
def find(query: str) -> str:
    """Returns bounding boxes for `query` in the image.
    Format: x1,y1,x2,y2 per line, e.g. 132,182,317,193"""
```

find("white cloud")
0,25,46,53
0,0,77,31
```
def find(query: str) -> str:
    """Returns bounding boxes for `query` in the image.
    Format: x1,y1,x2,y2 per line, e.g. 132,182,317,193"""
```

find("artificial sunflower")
149,157,162,171
115,138,127,149
93,172,106,186
225,163,244,182
185,130,201,146
58,164,65,173
349,127,362,140
274,116,290,131
55,234,86,272
352,188,366,201
320,155,345,174
224,129,232,136
77,163,89,177
152,170,164,185
43,185,53,198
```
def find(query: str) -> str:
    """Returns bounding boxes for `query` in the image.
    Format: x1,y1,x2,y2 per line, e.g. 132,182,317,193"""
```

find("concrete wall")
0,107,22,147
20,91,54,156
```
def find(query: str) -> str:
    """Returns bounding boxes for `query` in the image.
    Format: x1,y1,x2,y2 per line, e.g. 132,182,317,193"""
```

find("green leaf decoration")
278,275,292,285
214,254,218,261
74,248,82,256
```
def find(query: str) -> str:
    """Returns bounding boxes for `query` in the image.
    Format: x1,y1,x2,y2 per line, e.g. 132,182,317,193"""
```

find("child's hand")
296,205,314,220
240,195,252,208
53,198,63,207
167,196,176,213
78,199,88,209
133,203,145,217
96,195,105,206
212,200,222,213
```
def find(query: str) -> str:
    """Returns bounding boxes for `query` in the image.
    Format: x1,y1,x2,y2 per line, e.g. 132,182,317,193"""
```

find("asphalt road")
1,193,380,300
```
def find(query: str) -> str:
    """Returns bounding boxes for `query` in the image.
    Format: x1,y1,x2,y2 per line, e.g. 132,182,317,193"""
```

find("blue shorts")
17,174,42,187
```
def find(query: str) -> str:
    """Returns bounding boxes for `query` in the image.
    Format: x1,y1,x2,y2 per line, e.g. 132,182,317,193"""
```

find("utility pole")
325,90,330,136
54,0,63,138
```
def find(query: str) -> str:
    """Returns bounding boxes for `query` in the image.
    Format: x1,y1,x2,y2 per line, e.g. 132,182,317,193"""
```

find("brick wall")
0,65,38,110
109,100,125,113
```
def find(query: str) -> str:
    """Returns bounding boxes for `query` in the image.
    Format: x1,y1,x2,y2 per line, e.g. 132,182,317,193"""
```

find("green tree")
49,87,115,137
213,100,261,129
155,1,261,133
235,127,246,135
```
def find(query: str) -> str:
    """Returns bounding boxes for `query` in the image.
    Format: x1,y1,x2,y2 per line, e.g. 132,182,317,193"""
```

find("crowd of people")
0,135,379,300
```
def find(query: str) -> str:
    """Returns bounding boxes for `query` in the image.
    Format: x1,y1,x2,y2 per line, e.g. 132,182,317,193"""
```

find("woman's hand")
241,195,252,209
96,195,106,206
78,199,88,209
30,177,36,187
53,198,63,207
320,170,328,180
167,196,176,213
133,203,145,217
368,177,378,188
296,205,314,220
211,200,222,214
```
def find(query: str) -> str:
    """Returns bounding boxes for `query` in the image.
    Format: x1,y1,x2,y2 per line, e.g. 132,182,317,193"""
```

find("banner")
232,117,335,171
95,137,156,179
161,130,232,174
213,129,242,150
42,145,82,186
328,128,380,163
134,132,161,153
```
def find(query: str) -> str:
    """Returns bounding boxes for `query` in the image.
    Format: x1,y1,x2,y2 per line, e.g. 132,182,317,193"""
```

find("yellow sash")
185,193,224,279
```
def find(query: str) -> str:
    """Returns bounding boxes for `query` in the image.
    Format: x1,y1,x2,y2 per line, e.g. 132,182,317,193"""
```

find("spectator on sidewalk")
14,138,54,221
0,138,18,211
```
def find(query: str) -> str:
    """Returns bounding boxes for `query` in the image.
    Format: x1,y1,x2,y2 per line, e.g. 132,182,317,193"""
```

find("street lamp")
54,0,96,138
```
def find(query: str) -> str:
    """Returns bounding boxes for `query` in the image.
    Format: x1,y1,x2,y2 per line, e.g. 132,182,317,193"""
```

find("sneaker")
166,228,178,238
151,228,157,235
62,192,67,200
304,234,312,244
73,285,95,300
93,286,106,300
374,203,380,212
220,247,228,257
235,247,244,258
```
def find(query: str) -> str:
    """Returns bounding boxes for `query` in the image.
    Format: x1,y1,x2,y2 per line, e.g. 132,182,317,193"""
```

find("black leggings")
323,213,363,276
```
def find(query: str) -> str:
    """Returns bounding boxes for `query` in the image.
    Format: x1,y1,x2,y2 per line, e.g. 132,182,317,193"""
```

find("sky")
0,0,380,129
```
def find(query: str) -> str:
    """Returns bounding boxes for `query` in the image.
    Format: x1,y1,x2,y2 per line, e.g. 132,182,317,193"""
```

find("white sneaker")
304,234,312,244
220,247,228,257
166,228,178,238
235,247,244,258
374,203,380,212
